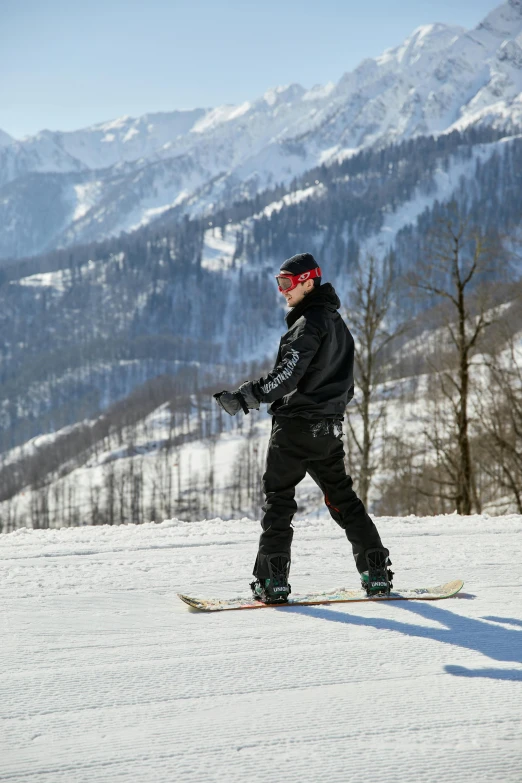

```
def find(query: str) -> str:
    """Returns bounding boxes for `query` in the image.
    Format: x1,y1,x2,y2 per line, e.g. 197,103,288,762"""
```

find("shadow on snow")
283,600,522,681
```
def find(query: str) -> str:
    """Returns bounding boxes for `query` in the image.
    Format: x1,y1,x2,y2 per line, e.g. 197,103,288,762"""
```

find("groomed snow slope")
1,513,521,783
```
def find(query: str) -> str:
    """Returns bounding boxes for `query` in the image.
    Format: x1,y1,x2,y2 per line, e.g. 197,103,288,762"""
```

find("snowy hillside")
2,275,521,533
0,402,274,531
1,514,521,782
2,0,522,257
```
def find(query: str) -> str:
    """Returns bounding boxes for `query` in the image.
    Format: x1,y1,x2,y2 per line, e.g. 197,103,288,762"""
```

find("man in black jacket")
214,252,392,603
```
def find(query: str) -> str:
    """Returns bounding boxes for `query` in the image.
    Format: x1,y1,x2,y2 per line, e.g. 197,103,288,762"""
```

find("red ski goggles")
275,267,322,293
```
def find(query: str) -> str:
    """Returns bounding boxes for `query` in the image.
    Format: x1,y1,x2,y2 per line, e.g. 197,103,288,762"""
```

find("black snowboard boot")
250,553,291,604
361,547,394,596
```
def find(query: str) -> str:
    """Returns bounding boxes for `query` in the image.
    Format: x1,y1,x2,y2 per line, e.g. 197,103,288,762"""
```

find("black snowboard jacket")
252,282,355,420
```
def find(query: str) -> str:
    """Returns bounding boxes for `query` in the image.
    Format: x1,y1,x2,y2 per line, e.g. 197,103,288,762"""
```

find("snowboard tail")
178,579,464,612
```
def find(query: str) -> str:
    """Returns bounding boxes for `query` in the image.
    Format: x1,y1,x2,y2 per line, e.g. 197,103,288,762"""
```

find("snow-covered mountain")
0,129,13,148
2,0,522,259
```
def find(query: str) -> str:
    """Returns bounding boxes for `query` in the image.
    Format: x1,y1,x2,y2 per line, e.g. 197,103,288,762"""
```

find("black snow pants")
253,415,384,578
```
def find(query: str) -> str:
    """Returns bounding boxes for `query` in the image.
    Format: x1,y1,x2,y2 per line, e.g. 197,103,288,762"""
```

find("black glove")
213,382,261,416
237,381,261,411
213,390,249,416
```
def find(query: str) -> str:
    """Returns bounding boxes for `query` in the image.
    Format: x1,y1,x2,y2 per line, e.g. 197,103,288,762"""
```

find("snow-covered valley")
1,513,521,782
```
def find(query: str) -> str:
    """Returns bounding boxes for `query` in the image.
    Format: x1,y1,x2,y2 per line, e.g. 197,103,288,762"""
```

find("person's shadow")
284,600,522,681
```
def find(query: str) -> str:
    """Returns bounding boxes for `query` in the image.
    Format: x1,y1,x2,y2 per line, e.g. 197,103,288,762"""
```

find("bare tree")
104,463,117,525
344,254,405,506
475,332,522,512
407,211,504,514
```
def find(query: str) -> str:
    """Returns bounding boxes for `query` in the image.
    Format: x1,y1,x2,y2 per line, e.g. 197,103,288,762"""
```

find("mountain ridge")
2,0,522,259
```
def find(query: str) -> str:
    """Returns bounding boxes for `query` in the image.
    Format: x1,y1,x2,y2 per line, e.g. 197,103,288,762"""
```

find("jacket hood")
285,282,341,327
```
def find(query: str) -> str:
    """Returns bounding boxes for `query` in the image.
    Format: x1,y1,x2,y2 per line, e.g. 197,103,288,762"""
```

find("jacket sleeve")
253,318,323,403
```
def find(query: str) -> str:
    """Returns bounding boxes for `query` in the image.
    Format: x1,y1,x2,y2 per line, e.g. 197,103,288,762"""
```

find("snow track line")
2,668,467,722
0,539,238,561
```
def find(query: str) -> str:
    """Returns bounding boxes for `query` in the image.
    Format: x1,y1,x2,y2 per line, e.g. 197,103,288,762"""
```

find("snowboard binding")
361,547,394,596
251,553,291,604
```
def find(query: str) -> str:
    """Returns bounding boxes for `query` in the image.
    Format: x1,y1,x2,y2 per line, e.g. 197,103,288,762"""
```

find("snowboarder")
214,252,392,603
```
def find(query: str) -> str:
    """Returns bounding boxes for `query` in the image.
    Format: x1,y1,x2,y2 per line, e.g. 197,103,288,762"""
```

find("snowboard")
178,578,464,612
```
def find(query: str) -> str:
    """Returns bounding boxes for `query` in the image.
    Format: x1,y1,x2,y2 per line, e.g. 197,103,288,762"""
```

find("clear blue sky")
2,0,499,138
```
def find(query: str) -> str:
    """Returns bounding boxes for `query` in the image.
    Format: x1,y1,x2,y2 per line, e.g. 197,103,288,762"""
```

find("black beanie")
280,252,320,276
